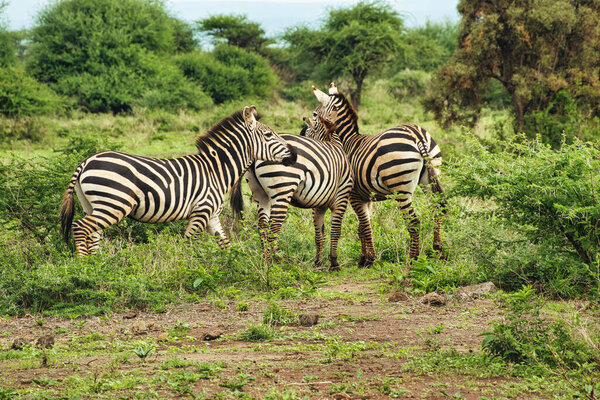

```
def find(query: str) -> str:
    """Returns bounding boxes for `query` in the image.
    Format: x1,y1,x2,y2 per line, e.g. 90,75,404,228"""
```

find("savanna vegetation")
0,0,599,398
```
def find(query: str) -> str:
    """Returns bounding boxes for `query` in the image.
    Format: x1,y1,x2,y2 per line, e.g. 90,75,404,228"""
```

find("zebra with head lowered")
60,106,297,256
306,84,446,267
230,109,353,271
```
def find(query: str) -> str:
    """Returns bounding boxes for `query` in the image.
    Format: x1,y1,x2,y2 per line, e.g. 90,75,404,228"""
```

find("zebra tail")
230,178,244,220
59,165,83,242
415,133,448,214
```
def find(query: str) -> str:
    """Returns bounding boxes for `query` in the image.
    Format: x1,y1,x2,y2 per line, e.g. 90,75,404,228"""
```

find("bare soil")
0,280,562,399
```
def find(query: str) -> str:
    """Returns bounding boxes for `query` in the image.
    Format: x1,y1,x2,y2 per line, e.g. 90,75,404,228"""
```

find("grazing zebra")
59,106,297,256
306,84,446,267
230,109,353,270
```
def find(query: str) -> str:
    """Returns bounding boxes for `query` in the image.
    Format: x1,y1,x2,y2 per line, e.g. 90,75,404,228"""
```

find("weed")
133,341,156,361
263,302,295,326
238,324,276,342
236,301,250,312
169,321,192,337
219,373,256,390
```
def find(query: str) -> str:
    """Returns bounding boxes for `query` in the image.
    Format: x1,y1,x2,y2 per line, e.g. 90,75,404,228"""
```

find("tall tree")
196,14,274,53
284,1,403,109
0,0,15,67
426,0,600,136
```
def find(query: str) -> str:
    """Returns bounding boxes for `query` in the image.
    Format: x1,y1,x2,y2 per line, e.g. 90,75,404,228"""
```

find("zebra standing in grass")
60,106,297,256
306,84,446,267
230,109,353,271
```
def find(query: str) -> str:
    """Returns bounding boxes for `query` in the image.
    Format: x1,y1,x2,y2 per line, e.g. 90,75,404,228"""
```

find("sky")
2,0,460,34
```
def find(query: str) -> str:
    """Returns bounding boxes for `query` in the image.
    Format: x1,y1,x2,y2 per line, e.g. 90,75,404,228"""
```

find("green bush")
482,286,599,369
27,0,201,113
450,137,600,297
0,67,63,117
213,44,276,97
175,51,250,103
388,69,430,101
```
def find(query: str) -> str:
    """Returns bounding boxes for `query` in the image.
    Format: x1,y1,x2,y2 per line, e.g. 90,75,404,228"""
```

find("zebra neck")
198,136,253,193
338,123,361,152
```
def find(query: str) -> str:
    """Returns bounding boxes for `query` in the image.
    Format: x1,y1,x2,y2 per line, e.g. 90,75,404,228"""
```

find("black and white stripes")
307,84,446,266
60,107,296,256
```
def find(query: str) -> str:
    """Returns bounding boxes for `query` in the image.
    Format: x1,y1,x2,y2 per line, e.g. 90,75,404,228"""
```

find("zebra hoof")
433,245,448,260
329,259,340,272
358,256,366,268
363,257,375,268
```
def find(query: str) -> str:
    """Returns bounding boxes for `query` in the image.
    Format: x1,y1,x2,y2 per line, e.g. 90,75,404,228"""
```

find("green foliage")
0,1,14,67
27,0,206,113
196,14,274,53
0,67,63,117
481,286,599,372
284,0,404,107
450,137,600,296
238,323,276,342
398,20,457,73
427,0,600,141
175,46,275,103
387,69,430,102
263,302,294,326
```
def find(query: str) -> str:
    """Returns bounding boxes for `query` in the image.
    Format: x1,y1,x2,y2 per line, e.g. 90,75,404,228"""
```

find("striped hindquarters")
349,124,442,200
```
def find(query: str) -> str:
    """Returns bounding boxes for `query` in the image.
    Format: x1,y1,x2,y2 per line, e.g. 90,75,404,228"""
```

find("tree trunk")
350,70,366,110
509,86,525,132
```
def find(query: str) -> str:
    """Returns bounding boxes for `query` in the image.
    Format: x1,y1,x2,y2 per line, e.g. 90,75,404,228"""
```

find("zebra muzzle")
282,145,297,166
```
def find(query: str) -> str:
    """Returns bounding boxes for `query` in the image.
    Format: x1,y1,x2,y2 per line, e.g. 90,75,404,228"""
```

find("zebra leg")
396,194,420,260
207,213,231,249
350,195,376,268
185,207,211,239
265,197,294,261
312,208,326,270
72,213,115,257
86,229,103,255
256,203,273,261
328,194,349,271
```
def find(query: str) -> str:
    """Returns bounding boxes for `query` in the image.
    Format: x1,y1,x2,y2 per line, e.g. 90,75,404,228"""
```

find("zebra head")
302,83,350,138
301,108,339,142
243,106,297,166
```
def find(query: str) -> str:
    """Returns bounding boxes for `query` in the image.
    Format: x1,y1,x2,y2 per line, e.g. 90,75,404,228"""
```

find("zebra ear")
243,106,258,130
312,85,330,105
303,116,314,130
329,82,338,95
325,108,338,122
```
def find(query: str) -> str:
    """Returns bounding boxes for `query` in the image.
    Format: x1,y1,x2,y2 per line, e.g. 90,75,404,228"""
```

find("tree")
284,1,404,109
196,14,274,53
426,0,600,139
27,0,205,113
399,20,458,73
0,0,15,67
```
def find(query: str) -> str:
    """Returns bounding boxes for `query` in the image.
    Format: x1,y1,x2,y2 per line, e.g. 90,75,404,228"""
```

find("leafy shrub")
212,44,276,97
27,0,200,113
450,137,600,297
238,323,276,342
175,51,250,103
388,69,430,101
0,67,64,117
482,286,599,370
263,302,294,326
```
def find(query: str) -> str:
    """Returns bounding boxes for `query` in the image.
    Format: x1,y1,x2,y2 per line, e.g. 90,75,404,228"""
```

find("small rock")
456,282,498,301
156,332,169,342
36,335,54,349
298,314,319,326
123,311,137,319
200,332,221,341
11,338,28,350
422,292,446,306
331,393,351,400
388,291,409,302
200,306,210,312
132,321,148,334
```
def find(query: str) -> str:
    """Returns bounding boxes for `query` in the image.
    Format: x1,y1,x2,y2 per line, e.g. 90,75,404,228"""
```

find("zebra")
306,83,446,267
230,109,353,271
59,106,297,256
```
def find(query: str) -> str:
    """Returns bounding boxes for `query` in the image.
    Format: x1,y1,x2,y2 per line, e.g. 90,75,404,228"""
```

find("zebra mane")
195,110,265,151
333,93,358,124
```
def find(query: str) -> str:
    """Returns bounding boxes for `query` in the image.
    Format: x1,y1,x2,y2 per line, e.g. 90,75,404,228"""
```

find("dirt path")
0,280,551,399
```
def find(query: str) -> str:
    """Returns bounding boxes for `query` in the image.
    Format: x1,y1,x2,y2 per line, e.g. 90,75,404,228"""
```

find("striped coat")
60,107,296,256
231,111,352,270
308,84,445,266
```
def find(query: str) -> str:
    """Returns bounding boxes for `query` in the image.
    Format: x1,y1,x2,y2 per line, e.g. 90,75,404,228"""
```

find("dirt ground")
0,280,566,399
